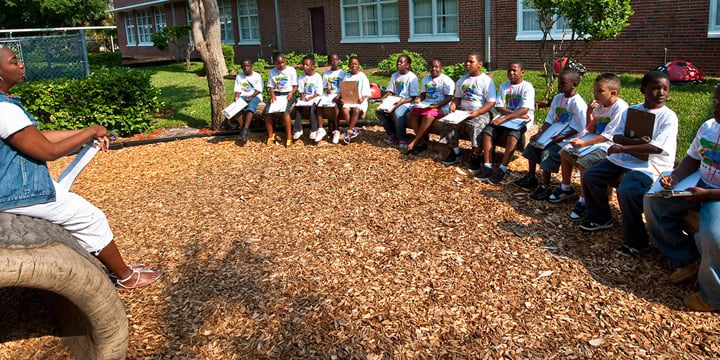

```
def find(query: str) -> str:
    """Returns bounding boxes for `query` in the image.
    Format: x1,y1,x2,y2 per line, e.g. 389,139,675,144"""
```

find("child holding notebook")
580,70,677,257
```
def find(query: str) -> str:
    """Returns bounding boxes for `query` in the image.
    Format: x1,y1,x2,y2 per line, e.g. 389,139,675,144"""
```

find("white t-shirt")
596,98,629,139
267,67,298,93
495,80,535,122
687,118,720,189
420,73,454,113
0,102,32,139
544,93,587,133
608,104,678,179
387,71,419,99
454,73,496,112
298,72,323,99
323,69,346,95
233,71,263,101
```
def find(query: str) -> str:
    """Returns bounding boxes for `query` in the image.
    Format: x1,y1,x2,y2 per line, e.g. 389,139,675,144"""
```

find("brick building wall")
491,0,720,75
113,0,719,75
274,0,487,68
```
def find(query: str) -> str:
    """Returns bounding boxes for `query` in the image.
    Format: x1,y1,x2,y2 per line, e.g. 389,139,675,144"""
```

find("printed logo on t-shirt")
395,81,405,96
328,77,340,92
240,81,254,92
699,136,720,168
304,83,317,95
461,83,477,101
274,75,289,89
505,94,521,110
595,117,611,134
426,83,439,100
555,107,571,124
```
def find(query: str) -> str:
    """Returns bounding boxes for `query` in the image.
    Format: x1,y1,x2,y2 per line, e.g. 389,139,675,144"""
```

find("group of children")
231,50,720,311
231,53,369,146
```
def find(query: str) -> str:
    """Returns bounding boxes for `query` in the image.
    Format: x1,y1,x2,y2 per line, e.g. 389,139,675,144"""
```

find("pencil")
651,163,669,183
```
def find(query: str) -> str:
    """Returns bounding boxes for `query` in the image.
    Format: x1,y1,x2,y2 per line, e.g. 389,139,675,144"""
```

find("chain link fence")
0,32,89,82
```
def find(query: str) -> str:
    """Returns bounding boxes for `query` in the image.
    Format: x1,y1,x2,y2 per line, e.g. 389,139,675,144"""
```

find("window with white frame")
341,0,399,43
237,0,260,43
710,0,720,37
154,6,167,33
136,9,153,45
124,12,136,45
516,0,569,41
218,0,235,44
410,0,458,41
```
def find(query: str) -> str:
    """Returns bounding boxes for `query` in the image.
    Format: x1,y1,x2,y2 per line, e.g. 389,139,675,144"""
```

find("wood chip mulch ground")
2,126,719,359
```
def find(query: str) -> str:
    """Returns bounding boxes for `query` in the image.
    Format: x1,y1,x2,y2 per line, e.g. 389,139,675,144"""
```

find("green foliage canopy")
0,0,109,28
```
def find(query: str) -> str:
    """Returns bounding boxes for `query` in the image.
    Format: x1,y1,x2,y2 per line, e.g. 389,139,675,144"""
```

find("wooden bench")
426,118,539,151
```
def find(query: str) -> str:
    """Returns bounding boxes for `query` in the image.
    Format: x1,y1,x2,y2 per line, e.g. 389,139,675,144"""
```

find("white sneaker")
332,130,340,144
309,131,317,141
292,130,303,140
315,128,327,142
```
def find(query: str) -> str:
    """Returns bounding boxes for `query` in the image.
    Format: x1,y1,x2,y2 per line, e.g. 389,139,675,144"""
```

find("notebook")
340,81,360,104
624,108,656,138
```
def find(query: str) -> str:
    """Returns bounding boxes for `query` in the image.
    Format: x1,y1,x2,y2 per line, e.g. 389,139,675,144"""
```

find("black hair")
302,54,315,65
559,69,582,86
349,55,360,63
241,59,253,65
273,52,285,63
468,53,482,62
507,59,524,70
430,58,443,67
641,70,670,88
594,72,621,92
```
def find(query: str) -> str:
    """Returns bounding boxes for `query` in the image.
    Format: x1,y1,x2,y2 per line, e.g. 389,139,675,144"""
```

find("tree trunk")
188,0,228,130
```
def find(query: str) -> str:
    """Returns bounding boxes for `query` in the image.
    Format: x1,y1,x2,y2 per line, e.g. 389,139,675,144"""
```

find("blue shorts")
241,96,261,114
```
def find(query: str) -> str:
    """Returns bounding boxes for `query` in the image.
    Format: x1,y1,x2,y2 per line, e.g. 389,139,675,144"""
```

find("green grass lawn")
148,61,717,160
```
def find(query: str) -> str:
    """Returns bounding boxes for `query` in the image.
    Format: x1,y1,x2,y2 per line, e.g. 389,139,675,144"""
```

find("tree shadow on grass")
156,84,211,128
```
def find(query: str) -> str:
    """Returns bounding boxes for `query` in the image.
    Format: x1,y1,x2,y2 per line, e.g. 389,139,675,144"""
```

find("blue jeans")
379,103,411,142
696,200,720,309
582,159,653,248
644,192,702,268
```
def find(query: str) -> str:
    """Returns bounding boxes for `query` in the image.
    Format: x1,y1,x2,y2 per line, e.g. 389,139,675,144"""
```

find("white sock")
500,164,508,172
578,196,585,204
561,183,572,191
453,147,461,154
484,163,492,168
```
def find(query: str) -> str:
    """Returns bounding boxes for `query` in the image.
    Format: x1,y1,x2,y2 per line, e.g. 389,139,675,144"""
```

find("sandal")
109,264,153,282
116,268,163,291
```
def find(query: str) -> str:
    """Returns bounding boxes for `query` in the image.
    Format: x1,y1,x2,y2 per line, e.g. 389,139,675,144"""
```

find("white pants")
3,180,113,255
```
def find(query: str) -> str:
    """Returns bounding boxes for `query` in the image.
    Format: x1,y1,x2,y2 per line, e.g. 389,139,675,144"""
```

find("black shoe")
514,173,539,189
408,143,428,155
568,201,587,221
474,166,494,181
615,244,650,257
468,154,483,174
529,184,552,200
487,169,507,185
548,186,577,203
240,128,249,142
580,219,614,232
442,150,461,166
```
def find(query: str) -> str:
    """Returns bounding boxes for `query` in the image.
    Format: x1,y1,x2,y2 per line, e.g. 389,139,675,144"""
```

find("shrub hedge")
12,67,163,136
377,50,428,75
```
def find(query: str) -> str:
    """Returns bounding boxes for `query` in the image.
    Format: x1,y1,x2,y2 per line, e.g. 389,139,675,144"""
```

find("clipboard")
625,108,655,138
340,81,360,104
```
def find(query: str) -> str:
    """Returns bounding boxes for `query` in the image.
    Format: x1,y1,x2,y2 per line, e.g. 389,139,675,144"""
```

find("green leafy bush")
282,52,305,66
88,52,122,68
222,45,235,72
252,58,270,72
13,67,163,136
377,50,428,75
442,62,488,81
339,53,359,73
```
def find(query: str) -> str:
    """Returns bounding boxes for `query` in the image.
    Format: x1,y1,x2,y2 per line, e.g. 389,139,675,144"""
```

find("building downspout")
484,0,492,70
273,0,282,52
